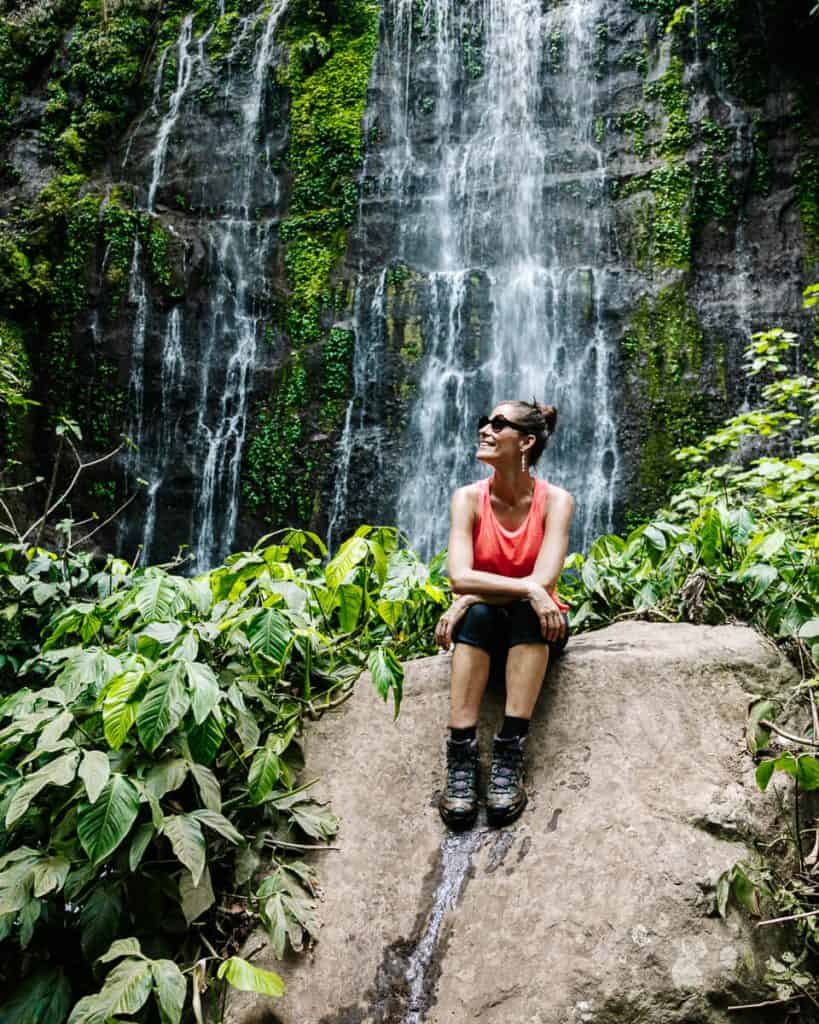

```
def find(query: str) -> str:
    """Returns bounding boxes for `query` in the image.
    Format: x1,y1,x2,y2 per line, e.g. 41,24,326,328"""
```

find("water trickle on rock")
330,0,620,556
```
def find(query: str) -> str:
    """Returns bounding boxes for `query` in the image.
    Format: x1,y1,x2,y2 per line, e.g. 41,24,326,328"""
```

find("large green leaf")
144,758,188,799
0,967,73,1024
78,750,110,805
248,745,282,804
136,666,190,752
190,763,221,811
162,814,206,886
5,751,80,827
67,957,153,1024
190,809,243,844
178,865,214,924
324,536,369,589
79,882,123,960
216,957,285,998
123,574,187,625
245,608,291,665
150,960,186,1024
337,584,363,632
367,646,404,717
77,775,141,865
32,856,70,898
102,671,143,750
186,662,220,724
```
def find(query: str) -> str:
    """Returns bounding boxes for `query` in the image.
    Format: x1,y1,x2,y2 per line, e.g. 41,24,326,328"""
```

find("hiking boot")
486,735,527,827
439,737,479,830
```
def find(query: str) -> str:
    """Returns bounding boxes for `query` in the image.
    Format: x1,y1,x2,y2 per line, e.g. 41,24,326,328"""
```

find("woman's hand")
526,582,566,643
435,595,476,650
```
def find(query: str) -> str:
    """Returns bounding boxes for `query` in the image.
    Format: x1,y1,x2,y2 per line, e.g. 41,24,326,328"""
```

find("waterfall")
331,0,620,558
121,2,287,569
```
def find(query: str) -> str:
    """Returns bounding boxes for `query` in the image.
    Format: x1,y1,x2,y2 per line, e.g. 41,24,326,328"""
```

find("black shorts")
452,600,570,660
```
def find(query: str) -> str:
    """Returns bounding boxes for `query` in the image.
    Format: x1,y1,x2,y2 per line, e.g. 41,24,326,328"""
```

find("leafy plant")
0,525,447,1021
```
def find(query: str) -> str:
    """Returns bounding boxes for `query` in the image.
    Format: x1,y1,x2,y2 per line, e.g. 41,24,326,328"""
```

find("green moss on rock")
622,282,724,513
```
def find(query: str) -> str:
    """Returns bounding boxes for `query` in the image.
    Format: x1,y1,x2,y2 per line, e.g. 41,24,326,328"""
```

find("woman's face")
476,403,530,467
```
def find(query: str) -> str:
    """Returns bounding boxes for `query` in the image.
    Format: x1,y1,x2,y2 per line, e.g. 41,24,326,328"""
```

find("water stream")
120,1,287,568
330,0,620,557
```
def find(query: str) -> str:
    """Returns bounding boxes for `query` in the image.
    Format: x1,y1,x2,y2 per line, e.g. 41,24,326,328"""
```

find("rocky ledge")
228,622,799,1024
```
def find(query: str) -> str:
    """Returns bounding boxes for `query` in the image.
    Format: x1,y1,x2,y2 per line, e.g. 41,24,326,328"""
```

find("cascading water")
330,0,620,557
120,1,288,569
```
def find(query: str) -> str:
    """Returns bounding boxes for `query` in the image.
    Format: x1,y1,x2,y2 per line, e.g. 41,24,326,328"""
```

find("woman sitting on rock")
434,400,574,829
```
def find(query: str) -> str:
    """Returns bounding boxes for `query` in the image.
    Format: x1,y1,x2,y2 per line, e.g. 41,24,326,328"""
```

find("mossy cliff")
0,0,818,548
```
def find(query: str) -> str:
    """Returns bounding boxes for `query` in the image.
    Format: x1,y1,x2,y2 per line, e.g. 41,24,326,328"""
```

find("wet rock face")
327,0,819,549
226,622,798,1024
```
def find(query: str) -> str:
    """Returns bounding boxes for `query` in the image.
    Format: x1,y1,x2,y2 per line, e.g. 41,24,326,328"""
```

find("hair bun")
533,400,558,435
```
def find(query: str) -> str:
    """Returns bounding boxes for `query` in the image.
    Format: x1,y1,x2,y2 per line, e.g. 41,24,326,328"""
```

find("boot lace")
490,741,523,792
446,743,476,798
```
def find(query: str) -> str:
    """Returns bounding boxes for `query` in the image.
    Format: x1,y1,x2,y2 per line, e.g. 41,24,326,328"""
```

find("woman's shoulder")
542,480,574,518
450,481,484,517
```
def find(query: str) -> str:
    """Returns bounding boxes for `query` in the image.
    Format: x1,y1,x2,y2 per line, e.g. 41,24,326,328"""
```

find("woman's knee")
454,602,499,647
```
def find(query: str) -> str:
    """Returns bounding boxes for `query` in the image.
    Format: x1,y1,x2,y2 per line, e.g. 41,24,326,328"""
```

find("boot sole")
486,792,527,828
439,805,479,831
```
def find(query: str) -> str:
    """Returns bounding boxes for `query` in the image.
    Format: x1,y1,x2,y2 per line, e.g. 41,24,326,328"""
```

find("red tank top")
472,476,569,612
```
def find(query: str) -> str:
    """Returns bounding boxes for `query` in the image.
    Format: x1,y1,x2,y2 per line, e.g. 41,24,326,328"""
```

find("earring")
521,452,528,473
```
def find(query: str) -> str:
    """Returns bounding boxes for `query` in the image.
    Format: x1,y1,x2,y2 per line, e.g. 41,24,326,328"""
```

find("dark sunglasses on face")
478,414,529,434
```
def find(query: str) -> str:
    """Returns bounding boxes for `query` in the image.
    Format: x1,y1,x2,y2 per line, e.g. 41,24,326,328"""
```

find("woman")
434,400,574,829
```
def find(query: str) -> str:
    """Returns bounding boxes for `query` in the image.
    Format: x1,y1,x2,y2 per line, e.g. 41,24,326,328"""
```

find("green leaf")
190,763,221,811
187,711,224,765
248,746,282,804
178,865,214,924
245,608,291,665
97,937,143,964
0,967,73,1024
715,870,730,919
79,883,124,961
289,801,338,841
145,758,188,799
376,600,402,630
67,957,153,1024
797,755,819,791
189,808,243,844
150,960,186,1024
262,892,288,958
162,814,206,886
216,957,285,998
77,775,141,865
124,574,186,625
643,525,667,550
730,865,760,916
136,667,190,752
102,671,143,750
367,646,403,717
798,619,819,640
325,536,369,589
746,699,776,756
129,822,154,872
186,662,220,724
756,760,775,791
337,584,363,632
78,750,110,805
32,856,70,898
5,751,80,827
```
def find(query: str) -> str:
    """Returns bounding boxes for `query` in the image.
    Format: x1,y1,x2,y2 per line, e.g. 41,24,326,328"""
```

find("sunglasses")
478,414,529,434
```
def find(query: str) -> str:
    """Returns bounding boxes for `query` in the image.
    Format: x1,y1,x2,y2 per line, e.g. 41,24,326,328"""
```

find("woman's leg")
449,643,492,727
504,643,551,718
439,604,498,829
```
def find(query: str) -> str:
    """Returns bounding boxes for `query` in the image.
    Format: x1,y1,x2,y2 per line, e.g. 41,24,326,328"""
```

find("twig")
71,491,139,549
756,907,819,927
760,720,819,747
261,838,340,852
34,432,64,547
795,981,819,1011
727,994,804,1011
0,496,20,539
23,439,126,543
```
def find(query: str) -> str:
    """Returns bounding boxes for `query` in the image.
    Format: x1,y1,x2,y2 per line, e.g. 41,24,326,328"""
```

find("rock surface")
227,623,799,1024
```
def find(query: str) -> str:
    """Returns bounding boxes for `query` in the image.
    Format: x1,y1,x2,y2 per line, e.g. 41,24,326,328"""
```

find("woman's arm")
526,487,574,590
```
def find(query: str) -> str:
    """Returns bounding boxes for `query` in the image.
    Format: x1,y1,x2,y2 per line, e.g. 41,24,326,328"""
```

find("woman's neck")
490,467,533,505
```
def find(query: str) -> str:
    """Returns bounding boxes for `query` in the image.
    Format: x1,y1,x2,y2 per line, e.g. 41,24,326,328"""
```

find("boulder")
227,623,800,1024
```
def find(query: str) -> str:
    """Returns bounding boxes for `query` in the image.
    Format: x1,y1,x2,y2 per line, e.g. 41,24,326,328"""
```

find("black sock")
450,725,477,743
499,715,530,740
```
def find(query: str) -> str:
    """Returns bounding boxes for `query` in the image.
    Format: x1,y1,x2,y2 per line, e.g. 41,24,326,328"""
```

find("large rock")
228,623,799,1024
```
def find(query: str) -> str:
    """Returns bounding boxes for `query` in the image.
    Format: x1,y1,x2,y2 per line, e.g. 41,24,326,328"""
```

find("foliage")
0,525,447,1021
563,320,818,663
